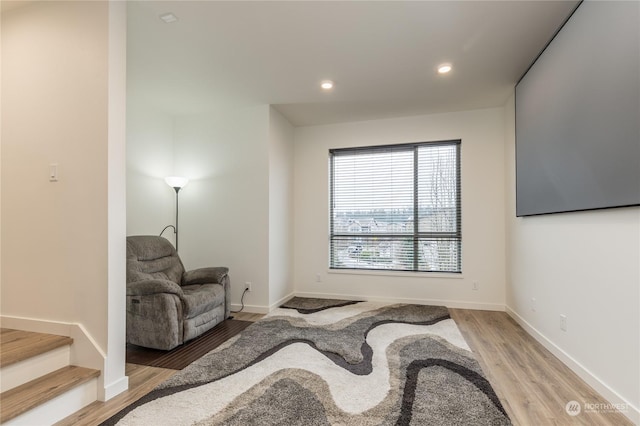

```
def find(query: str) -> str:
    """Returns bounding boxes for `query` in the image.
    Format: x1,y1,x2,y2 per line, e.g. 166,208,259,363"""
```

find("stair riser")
0,345,71,392
2,377,98,426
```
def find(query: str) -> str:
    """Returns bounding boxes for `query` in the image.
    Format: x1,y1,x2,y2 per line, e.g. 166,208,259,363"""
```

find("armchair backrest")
126,235,185,285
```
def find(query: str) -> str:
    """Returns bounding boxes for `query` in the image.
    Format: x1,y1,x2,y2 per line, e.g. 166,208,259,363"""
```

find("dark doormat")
126,319,252,370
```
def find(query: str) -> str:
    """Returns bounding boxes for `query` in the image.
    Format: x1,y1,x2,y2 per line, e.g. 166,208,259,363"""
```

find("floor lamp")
160,176,189,251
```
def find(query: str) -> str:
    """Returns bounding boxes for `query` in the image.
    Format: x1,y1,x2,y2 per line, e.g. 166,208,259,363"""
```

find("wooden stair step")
0,365,100,423
0,328,73,368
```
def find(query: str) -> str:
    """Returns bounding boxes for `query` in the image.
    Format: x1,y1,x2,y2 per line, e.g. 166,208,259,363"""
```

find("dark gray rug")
280,296,361,314
103,299,511,425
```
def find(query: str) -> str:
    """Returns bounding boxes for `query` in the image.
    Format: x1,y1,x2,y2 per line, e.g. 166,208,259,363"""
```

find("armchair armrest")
182,267,229,286
127,279,184,297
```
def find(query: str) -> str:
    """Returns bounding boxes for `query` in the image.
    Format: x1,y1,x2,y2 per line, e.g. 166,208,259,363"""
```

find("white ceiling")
128,1,579,127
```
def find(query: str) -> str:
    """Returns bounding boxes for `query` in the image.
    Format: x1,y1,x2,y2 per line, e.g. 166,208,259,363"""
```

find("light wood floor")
56,310,632,426
449,309,632,426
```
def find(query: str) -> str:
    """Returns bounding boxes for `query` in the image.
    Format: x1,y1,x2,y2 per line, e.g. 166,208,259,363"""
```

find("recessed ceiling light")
321,80,334,90
160,13,178,24
437,63,453,74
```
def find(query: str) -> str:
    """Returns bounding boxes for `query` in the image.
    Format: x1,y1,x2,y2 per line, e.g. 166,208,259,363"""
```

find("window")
329,140,461,273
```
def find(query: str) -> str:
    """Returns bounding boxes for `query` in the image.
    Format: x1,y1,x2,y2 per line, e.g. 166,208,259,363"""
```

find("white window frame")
329,140,462,273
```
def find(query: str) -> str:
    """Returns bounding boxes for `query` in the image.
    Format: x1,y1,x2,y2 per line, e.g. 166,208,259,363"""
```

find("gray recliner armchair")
126,235,231,350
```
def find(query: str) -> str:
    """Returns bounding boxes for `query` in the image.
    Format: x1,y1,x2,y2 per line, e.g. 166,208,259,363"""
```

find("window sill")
327,268,464,280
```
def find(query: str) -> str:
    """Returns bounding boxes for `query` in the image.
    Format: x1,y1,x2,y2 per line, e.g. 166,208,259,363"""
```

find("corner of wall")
267,105,295,306
503,91,516,308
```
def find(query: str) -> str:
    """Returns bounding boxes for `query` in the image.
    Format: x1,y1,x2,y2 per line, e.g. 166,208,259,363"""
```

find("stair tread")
1,328,73,367
0,365,100,423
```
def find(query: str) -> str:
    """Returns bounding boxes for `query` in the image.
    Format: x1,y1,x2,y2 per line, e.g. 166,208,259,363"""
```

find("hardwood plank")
232,312,265,322
0,328,73,367
0,365,99,423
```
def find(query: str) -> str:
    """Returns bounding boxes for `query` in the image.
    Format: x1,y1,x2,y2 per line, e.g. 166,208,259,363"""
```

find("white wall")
127,104,294,313
293,108,506,309
126,105,177,246
173,106,271,311
1,0,127,399
2,0,106,336
505,95,640,420
268,107,294,307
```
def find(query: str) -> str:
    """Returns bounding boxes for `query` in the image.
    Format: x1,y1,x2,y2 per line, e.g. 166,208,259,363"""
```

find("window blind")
329,140,461,273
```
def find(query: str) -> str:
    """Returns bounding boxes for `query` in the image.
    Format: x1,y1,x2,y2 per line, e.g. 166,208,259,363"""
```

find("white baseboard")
101,375,129,401
230,293,295,315
293,291,505,312
506,306,639,425
230,303,271,314
230,292,294,315
269,292,295,311
229,290,504,315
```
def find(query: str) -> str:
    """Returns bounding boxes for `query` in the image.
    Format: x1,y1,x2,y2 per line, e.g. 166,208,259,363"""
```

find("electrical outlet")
315,273,322,282
472,281,479,291
560,314,567,331
245,282,252,292
531,297,537,312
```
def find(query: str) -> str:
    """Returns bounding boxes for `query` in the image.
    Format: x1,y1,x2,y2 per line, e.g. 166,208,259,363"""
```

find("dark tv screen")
515,1,639,216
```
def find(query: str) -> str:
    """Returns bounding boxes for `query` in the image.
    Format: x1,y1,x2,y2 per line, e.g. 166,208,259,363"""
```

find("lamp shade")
165,176,189,189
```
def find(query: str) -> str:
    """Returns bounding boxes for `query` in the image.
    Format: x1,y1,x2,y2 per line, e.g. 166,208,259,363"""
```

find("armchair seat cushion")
181,283,225,319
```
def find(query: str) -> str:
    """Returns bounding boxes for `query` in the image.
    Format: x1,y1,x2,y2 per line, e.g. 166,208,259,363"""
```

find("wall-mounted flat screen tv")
515,1,639,217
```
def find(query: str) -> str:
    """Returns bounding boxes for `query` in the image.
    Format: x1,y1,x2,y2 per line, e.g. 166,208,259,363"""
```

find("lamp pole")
173,186,181,251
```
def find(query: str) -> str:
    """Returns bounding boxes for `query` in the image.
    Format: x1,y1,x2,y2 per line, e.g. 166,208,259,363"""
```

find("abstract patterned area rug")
103,298,511,426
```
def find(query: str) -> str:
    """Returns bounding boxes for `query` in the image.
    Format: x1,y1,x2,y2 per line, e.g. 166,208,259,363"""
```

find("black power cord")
159,225,176,238
231,288,249,314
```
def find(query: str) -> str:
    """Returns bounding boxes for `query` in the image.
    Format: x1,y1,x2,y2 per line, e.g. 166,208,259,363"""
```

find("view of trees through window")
329,141,461,273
